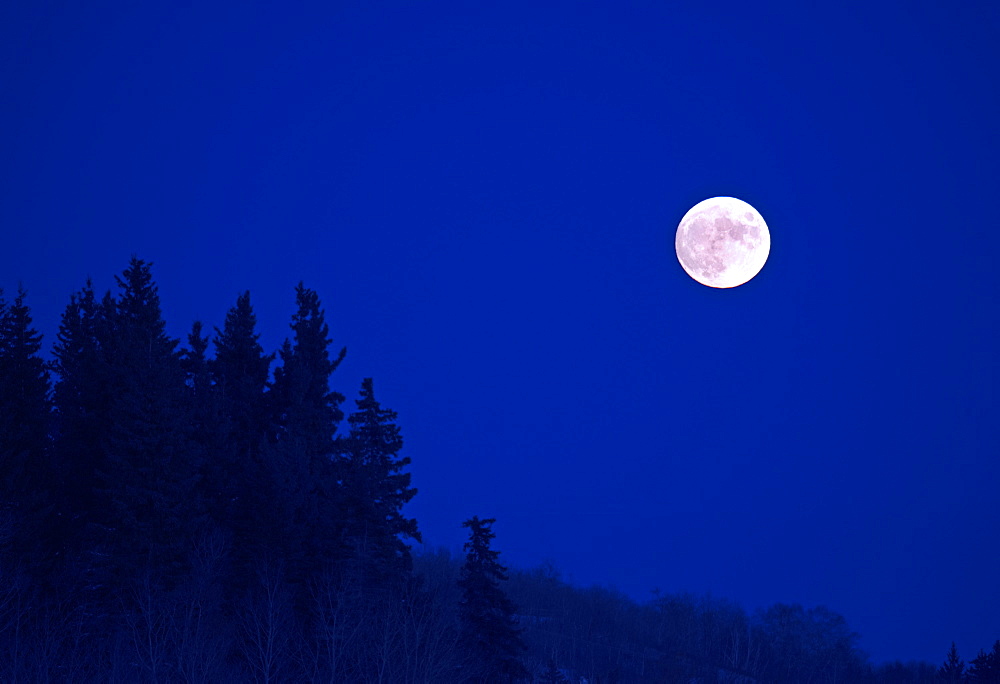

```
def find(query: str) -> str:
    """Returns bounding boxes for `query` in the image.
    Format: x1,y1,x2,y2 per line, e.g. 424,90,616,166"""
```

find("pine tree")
939,642,965,683
0,287,53,566
458,516,528,683
51,280,115,569
968,641,1000,683
270,283,345,455
97,258,202,586
210,291,274,585
183,321,213,403
267,284,346,584
340,377,420,588
211,291,272,468
181,321,226,524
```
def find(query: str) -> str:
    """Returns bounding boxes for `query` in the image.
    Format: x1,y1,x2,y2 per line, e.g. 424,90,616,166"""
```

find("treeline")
0,258,523,682
0,257,996,682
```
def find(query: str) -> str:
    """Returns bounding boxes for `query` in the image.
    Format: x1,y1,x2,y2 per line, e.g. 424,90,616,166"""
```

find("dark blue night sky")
2,0,997,665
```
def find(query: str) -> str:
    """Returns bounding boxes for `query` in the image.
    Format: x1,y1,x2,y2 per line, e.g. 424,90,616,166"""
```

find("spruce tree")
51,280,115,568
210,291,273,584
97,258,202,586
211,291,272,468
270,283,345,455
458,516,528,683
968,641,1000,683
939,642,965,683
182,321,213,403
0,287,52,566
267,284,346,584
181,321,226,525
340,377,420,588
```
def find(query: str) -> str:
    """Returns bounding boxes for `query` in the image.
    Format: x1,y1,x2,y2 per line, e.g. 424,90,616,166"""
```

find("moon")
675,197,770,288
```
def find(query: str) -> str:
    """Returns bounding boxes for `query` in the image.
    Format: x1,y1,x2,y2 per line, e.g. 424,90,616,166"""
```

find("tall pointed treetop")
115,257,167,335
0,286,49,408
341,377,420,584
458,516,528,682
939,642,965,683
0,286,52,499
271,283,346,454
213,290,271,405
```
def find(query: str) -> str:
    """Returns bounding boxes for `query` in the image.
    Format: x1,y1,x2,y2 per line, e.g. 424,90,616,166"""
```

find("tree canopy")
0,258,992,682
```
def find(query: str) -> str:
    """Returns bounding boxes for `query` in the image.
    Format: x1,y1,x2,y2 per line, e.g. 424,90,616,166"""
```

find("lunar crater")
675,197,770,288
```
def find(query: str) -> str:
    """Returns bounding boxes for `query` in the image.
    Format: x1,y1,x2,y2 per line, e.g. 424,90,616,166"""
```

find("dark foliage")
0,286,52,569
968,641,1000,683
270,282,345,454
871,660,938,683
96,258,204,588
539,659,570,683
939,641,966,682
267,283,346,592
208,291,275,592
458,516,529,682
0,259,992,682
339,377,420,588
51,281,111,554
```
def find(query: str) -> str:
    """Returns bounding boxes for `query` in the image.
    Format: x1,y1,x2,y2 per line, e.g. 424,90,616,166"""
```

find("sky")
2,0,998,666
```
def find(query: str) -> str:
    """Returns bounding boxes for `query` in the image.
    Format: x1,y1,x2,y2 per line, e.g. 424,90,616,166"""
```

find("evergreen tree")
182,320,213,403
270,283,346,455
210,291,273,584
340,377,420,588
211,291,272,469
458,516,528,683
0,287,52,565
181,321,227,525
968,641,1000,683
50,280,115,572
97,258,202,586
267,284,346,585
939,642,965,683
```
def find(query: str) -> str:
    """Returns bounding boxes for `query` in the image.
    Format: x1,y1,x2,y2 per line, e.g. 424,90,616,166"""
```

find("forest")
0,257,997,683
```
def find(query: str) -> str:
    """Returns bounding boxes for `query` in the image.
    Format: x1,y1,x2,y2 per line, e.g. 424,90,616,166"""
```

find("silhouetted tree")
339,377,420,588
6,261,965,682
458,516,528,683
210,291,274,587
270,283,345,454
182,321,225,518
51,281,109,525
939,642,965,683
267,283,346,587
211,291,272,477
50,280,120,603
212,291,272,461
754,603,868,684
968,641,1000,683
874,660,937,683
97,258,203,587
0,287,52,567
182,321,213,401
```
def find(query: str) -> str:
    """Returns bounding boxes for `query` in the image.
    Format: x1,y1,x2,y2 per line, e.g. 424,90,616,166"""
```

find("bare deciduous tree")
237,560,294,684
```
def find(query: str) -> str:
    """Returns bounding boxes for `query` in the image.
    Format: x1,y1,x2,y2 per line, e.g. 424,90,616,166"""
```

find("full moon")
675,197,770,288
